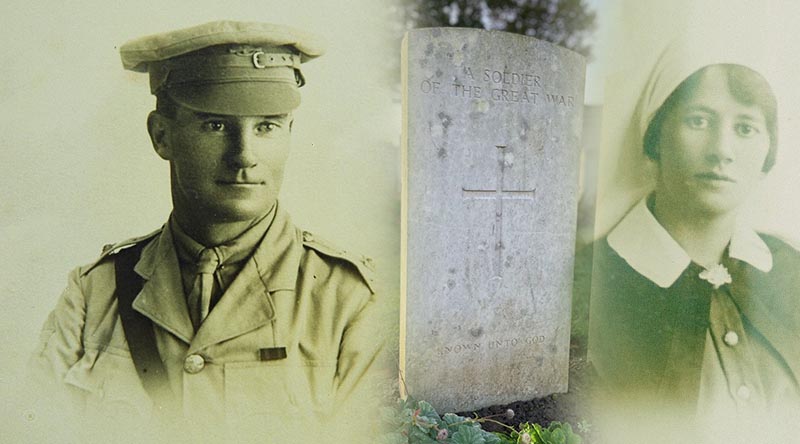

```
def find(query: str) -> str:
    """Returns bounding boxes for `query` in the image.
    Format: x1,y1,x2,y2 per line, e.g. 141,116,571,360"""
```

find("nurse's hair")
643,64,778,173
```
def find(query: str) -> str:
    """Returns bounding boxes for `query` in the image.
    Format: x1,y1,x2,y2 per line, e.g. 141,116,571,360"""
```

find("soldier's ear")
147,111,172,160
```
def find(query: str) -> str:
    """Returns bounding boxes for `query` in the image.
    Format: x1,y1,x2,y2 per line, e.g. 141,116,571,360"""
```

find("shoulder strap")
114,243,176,413
300,230,377,294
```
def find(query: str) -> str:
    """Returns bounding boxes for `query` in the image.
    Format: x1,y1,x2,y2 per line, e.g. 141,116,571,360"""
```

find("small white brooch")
699,264,732,289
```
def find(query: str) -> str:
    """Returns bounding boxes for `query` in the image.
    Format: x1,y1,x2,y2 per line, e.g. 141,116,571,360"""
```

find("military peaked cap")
119,21,326,115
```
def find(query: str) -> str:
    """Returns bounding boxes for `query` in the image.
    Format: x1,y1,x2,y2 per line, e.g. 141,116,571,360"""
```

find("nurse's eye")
201,121,226,132
735,122,760,138
684,115,710,130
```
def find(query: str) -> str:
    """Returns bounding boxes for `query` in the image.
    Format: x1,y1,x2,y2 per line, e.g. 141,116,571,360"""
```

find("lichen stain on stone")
469,327,484,338
519,120,530,141
447,279,456,289
452,50,464,66
437,111,452,130
428,119,444,140
503,152,515,168
430,112,451,160
468,101,490,119
425,42,434,56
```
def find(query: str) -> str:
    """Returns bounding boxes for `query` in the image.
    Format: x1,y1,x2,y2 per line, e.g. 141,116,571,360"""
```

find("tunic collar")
607,198,773,288
132,201,303,347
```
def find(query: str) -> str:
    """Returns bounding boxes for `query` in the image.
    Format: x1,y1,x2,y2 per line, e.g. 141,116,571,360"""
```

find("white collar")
607,198,773,288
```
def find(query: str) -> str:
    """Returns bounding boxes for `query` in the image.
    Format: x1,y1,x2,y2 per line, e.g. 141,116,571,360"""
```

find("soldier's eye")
255,122,280,135
202,121,226,132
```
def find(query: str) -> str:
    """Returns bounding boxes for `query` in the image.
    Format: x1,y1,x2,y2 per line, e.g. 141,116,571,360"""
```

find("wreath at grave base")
381,398,584,444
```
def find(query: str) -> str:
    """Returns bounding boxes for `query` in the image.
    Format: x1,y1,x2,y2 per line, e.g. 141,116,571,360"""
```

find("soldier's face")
157,106,292,223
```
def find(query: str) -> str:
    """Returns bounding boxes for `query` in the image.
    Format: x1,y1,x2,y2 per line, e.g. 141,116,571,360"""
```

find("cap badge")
227,45,263,56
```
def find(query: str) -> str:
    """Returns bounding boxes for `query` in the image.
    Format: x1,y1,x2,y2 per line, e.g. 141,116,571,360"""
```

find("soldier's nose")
227,130,259,169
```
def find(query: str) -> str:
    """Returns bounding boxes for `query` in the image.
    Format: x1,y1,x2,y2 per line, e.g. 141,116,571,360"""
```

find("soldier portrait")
3,3,399,443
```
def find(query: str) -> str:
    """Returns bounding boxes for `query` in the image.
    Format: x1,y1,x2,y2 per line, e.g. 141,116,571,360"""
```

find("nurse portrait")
582,34,800,433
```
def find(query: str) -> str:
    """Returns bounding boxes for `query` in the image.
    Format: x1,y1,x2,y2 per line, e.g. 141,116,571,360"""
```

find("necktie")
187,248,221,329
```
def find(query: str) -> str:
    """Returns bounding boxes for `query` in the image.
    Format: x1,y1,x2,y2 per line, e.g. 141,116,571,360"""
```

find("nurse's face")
654,65,770,217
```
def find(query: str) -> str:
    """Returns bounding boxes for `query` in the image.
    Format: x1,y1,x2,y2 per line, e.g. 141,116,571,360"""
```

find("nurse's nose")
706,125,735,165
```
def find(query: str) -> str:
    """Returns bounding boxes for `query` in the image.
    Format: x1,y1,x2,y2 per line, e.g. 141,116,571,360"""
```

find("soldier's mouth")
220,171,265,185
217,181,266,187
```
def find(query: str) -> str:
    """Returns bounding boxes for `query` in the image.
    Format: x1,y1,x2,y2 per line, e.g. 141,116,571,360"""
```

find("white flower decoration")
699,264,732,289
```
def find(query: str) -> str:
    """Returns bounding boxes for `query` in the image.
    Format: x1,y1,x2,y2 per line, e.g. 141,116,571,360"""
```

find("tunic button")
737,384,751,400
184,354,205,374
724,331,739,346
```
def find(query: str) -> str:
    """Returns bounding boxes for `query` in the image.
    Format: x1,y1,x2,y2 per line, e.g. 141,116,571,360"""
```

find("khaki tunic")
31,206,390,442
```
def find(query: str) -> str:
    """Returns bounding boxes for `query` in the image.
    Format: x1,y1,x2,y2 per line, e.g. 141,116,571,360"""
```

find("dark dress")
576,234,800,412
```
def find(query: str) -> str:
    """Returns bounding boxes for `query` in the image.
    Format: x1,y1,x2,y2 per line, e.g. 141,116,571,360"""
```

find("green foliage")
383,398,584,444
515,422,583,444
398,0,597,57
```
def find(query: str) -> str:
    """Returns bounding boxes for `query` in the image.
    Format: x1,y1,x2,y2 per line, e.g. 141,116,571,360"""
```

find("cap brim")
167,82,300,115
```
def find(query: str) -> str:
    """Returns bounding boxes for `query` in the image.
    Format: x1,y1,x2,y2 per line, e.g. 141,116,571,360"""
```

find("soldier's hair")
155,92,179,119
643,64,778,173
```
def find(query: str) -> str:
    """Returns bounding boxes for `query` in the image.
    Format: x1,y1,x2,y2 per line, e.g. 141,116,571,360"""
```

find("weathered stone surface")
401,28,585,412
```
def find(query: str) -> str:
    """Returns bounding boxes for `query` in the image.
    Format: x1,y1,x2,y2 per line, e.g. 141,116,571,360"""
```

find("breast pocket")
223,359,337,427
64,348,152,421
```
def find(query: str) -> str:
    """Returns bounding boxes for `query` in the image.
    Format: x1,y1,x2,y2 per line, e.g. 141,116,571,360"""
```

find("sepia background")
7,0,798,439
1,0,400,436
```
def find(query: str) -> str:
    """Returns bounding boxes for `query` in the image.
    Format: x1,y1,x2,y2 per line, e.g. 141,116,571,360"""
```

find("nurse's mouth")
695,172,735,183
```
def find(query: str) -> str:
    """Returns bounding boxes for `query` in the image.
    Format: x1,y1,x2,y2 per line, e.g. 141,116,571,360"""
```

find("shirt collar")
249,202,303,292
607,198,773,288
169,205,276,267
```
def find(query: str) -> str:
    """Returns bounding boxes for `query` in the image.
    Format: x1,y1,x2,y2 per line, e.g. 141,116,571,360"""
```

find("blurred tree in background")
398,0,596,57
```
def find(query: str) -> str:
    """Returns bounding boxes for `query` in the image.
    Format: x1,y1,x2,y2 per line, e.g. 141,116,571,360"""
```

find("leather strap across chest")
114,243,177,413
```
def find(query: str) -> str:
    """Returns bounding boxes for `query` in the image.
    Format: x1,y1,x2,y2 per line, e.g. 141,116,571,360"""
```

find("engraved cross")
462,145,536,278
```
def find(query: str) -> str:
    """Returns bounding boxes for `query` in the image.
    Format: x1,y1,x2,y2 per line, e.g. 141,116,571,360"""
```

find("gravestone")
400,28,585,412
